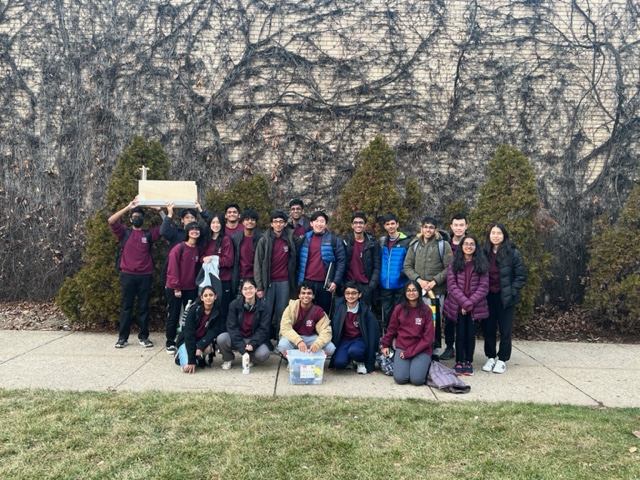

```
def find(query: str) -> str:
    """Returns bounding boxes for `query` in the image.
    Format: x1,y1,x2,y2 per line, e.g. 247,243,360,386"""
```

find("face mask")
131,217,144,228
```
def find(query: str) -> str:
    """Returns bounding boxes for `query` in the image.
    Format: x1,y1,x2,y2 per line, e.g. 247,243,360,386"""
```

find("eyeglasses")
406,288,419,293
242,286,256,291
421,225,436,230
462,242,476,247
352,221,365,225
344,291,360,296
272,220,286,224
290,207,302,211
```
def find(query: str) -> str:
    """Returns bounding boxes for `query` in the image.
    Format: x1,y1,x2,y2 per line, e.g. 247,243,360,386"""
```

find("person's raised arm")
108,198,137,224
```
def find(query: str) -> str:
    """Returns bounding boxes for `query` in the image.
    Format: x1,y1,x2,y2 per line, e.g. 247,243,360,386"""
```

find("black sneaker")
196,354,207,369
166,345,177,354
115,338,128,348
440,347,455,360
139,338,154,348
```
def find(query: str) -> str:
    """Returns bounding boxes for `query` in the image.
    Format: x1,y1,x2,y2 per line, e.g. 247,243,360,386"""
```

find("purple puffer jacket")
443,263,489,321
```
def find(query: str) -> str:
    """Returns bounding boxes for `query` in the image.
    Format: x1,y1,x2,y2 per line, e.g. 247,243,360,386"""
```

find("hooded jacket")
403,232,453,296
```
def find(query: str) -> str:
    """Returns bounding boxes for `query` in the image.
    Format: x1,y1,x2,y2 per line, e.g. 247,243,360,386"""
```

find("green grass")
1,390,639,479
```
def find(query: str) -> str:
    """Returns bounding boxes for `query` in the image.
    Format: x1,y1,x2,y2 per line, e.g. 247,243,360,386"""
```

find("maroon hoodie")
166,242,200,290
381,303,435,358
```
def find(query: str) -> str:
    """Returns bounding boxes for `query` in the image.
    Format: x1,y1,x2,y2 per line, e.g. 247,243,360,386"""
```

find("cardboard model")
135,167,197,208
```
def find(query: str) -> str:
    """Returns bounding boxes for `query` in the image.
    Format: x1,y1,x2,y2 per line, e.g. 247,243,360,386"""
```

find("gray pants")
277,334,336,356
216,332,270,363
393,348,431,386
263,281,290,338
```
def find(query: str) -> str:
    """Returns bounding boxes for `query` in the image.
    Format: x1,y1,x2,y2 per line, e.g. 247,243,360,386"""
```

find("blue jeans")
277,334,336,356
332,338,366,369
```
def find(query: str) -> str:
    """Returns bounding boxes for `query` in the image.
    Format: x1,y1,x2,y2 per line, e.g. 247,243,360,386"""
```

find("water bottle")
242,352,250,374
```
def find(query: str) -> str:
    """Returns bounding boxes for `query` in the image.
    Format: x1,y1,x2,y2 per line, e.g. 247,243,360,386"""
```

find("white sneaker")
356,362,367,375
221,361,232,370
482,358,496,372
493,360,507,374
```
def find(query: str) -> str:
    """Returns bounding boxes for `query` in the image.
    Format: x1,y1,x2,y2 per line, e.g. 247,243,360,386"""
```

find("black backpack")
116,228,152,271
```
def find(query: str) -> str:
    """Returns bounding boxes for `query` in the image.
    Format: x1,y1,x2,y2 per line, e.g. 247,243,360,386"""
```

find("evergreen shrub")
56,136,171,326
334,135,408,235
585,169,640,331
204,174,275,231
471,144,549,322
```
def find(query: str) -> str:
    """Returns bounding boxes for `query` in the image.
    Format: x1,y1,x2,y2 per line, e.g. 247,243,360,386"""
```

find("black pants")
165,287,198,347
305,280,333,316
482,291,515,361
455,313,477,363
380,287,404,332
219,280,233,332
118,273,152,341
444,315,455,349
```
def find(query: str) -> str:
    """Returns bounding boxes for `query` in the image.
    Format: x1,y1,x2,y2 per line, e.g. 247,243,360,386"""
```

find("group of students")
109,197,527,386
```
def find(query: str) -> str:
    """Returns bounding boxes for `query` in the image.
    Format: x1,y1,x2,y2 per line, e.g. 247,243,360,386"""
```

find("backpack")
413,238,446,265
116,228,152,271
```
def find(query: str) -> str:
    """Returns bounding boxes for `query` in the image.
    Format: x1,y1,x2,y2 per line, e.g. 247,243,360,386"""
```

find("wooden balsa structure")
136,166,197,208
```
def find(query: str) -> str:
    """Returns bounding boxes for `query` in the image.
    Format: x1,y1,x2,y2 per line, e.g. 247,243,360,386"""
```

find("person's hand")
327,282,337,293
174,290,182,298
399,351,405,359
256,290,264,299
127,198,139,210
417,278,429,291
297,341,307,353
203,256,211,264
381,347,389,357
182,364,196,374
309,344,319,353
196,349,203,357
195,201,202,213
245,344,254,352
167,202,175,217
461,308,468,315
426,280,436,291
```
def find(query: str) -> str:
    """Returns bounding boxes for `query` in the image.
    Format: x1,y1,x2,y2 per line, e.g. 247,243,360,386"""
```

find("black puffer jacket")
496,245,527,308
226,298,272,353
177,303,223,365
341,232,381,290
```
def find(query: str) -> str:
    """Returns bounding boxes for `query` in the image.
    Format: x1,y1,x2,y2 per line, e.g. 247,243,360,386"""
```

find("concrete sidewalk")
1,330,638,407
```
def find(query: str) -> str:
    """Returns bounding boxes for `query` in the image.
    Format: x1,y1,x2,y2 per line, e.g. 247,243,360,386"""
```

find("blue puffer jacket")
380,232,412,290
298,230,346,285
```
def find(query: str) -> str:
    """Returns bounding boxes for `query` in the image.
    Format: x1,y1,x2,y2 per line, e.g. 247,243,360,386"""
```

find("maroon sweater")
293,304,326,336
200,235,234,281
166,242,200,290
110,222,161,275
239,235,256,278
381,303,435,358
346,240,367,283
225,224,243,236
304,234,327,282
270,236,289,281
